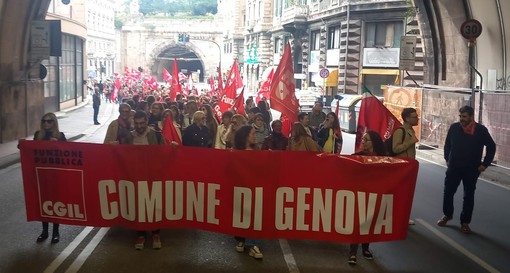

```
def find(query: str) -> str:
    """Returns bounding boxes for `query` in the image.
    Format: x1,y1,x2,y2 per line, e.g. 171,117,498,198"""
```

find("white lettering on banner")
213,104,223,120
138,181,162,223
221,95,235,106
42,201,85,219
98,180,221,224
275,188,393,235
232,187,263,230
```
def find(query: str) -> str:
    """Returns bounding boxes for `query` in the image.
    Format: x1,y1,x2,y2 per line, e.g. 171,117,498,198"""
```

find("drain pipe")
343,0,350,93
495,0,507,79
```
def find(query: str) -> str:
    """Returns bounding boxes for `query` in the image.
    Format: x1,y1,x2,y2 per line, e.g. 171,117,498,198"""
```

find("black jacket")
182,124,209,147
444,122,496,168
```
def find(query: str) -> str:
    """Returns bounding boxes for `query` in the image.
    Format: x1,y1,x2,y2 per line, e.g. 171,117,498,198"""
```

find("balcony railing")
281,5,309,25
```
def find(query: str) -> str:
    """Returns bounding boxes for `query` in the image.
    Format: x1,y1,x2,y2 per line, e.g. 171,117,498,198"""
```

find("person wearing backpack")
393,108,420,225
392,108,420,158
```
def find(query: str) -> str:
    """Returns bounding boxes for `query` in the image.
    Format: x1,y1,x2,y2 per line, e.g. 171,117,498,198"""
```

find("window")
365,21,404,48
274,37,280,53
311,30,320,50
328,25,340,49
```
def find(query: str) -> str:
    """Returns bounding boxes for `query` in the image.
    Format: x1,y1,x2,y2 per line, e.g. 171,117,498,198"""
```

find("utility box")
332,95,362,133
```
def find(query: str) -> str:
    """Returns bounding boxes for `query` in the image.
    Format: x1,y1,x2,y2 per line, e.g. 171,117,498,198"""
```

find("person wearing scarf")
437,105,496,234
104,103,133,144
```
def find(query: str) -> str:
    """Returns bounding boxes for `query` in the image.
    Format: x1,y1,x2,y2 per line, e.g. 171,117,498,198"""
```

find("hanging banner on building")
19,140,418,243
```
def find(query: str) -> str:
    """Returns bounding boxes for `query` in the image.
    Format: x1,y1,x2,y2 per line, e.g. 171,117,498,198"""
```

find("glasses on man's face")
41,119,54,124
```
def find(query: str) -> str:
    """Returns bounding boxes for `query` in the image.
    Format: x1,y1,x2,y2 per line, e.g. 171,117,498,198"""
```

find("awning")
361,69,400,75
325,69,338,87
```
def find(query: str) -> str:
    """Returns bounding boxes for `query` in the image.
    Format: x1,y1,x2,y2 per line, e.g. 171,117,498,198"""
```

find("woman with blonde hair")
225,114,248,148
288,122,320,151
34,113,66,244
182,111,209,147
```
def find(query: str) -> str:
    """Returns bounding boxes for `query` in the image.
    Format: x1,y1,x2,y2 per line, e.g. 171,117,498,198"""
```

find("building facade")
268,0,421,97
85,0,116,80
45,0,87,112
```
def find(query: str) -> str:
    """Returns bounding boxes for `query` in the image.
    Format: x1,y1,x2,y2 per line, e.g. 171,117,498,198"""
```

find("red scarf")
462,120,476,136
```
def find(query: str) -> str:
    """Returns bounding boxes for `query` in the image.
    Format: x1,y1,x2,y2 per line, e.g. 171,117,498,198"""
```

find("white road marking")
417,219,501,273
43,226,94,273
279,239,300,273
64,227,110,273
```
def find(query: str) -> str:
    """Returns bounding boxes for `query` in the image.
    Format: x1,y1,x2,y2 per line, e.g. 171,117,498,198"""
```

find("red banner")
19,140,418,243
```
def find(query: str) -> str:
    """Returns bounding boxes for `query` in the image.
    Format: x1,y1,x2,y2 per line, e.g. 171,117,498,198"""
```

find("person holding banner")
233,125,263,259
393,107,419,225
128,111,165,250
34,112,67,244
104,103,133,144
348,130,387,264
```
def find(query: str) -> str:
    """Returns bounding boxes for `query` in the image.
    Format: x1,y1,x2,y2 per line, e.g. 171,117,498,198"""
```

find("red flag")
213,81,239,122
280,114,292,137
169,59,181,101
161,116,182,145
270,43,299,125
163,68,172,83
224,59,243,90
355,86,402,151
233,87,245,115
256,68,274,104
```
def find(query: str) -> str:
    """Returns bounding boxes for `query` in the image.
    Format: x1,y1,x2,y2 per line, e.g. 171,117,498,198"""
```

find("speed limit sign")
460,19,482,42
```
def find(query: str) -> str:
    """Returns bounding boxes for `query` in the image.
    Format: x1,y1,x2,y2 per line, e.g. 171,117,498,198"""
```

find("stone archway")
148,41,207,82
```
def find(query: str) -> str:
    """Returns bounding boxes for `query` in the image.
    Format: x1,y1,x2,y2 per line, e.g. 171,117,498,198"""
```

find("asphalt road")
1,101,509,273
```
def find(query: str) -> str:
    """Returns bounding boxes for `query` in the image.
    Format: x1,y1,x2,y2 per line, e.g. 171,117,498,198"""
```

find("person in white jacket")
214,110,234,149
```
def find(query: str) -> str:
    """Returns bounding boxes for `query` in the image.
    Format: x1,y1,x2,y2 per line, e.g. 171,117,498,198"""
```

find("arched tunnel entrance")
152,44,205,83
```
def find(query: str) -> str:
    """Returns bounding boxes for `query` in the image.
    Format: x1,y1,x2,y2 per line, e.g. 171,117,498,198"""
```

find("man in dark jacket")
437,105,496,234
92,85,101,125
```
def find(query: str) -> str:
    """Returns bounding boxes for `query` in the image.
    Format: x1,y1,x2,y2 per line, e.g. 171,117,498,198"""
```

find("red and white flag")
355,86,402,151
256,68,274,104
163,68,172,83
270,43,299,135
233,87,245,115
224,59,243,91
209,75,215,96
169,59,181,101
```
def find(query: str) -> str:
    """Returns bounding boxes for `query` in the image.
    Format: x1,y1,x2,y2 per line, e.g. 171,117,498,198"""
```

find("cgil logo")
36,167,87,221
42,201,85,219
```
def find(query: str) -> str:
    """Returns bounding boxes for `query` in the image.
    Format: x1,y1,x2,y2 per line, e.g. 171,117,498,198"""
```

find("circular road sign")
319,68,330,78
460,19,482,41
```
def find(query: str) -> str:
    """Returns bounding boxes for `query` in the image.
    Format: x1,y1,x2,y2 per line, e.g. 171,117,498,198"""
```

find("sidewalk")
0,96,115,169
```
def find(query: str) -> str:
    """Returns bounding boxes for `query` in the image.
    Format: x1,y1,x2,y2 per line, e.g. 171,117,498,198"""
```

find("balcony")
281,5,309,26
